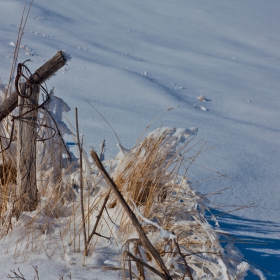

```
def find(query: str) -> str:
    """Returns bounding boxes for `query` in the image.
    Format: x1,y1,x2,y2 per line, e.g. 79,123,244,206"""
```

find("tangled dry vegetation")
0,5,263,278
0,113,264,279
0,1,266,279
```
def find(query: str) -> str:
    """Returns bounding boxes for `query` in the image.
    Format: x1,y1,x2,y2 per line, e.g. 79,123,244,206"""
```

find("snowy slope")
1,0,280,279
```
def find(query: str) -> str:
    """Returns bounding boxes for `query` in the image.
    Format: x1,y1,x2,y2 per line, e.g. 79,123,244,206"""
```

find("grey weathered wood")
0,50,66,121
13,50,66,214
29,50,66,84
90,150,172,280
17,83,39,212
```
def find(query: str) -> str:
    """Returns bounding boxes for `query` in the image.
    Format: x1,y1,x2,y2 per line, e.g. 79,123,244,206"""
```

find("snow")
1,0,280,279
130,198,177,240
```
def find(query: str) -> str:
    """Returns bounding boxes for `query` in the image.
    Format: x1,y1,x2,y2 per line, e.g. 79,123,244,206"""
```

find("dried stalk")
86,189,111,256
174,240,194,280
91,150,172,280
125,252,165,279
75,107,87,256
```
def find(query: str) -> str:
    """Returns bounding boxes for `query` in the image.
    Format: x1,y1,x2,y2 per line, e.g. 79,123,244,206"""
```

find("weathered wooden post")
17,83,40,211
5,50,67,214
0,51,67,121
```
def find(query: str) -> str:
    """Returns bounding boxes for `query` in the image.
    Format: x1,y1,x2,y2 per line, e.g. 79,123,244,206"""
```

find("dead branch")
86,190,111,255
91,150,172,280
125,252,166,279
7,268,26,280
75,107,87,256
174,240,194,280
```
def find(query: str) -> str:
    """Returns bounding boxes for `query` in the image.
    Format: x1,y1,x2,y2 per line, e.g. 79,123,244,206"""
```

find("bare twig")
6,0,34,98
7,268,26,280
174,240,194,280
75,107,87,256
91,150,172,280
100,139,105,161
134,242,146,280
86,189,111,255
125,252,166,279
83,97,124,154
128,255,133,280
32,265,40,280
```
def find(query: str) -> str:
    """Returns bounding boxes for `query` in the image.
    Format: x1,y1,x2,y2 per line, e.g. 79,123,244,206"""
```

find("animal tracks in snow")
20,45,35,56
196,94,212,102
6,42,35,58
194,104,208,111
193,95,211,111
30,30,54,39
173,83,185,90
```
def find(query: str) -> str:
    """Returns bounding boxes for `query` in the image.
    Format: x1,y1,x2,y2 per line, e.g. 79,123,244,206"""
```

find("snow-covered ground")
1,0,280,279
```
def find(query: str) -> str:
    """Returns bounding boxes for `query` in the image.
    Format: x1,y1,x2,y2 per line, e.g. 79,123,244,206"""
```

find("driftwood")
0,50,66,121
90,150,172,280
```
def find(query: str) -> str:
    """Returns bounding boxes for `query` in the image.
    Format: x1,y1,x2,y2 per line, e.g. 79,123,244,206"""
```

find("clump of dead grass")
102,127,253,279
0,120,264,279
109,128,199,231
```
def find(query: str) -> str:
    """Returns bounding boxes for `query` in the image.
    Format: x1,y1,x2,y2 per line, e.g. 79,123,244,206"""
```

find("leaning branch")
90,150,172,280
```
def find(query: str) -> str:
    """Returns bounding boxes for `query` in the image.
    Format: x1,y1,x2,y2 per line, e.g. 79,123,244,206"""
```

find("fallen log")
0,50,66,121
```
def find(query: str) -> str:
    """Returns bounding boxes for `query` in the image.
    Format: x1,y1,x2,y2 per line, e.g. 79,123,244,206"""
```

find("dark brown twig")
7,268,26,280
134,241,146,280
75,107,87,256
91,150,172,280
15,60,33,98
174,240,194,280
125,252,166,279
86,190,111,255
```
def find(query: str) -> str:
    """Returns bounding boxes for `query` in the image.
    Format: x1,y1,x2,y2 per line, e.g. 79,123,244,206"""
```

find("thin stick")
73,197,76,252
82,97,124,154
128,256,133,280
135,242,146,280
75,107,87,256
126,252,165,279
86,190,111,256
91,150,172,280
6,0,34,98
100,139,105,161
174,240,194,280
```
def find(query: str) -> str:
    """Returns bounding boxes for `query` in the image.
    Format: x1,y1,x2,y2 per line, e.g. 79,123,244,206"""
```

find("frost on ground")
0,92,265,279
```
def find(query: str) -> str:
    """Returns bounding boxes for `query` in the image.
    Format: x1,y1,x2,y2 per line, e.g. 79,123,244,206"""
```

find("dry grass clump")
113,130,181,213
110,128,198,228
0,161,17,211
103,127,237,279
0,86,260,279
0,123,263,279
